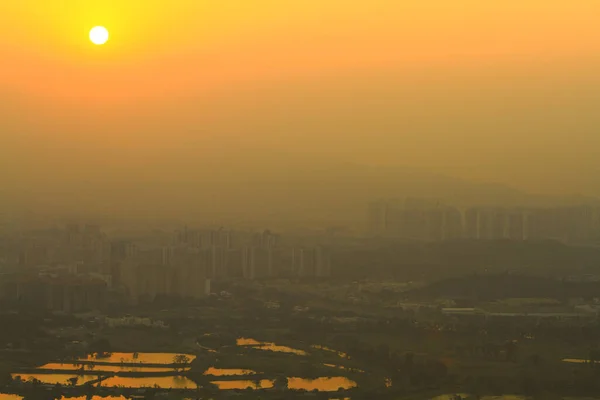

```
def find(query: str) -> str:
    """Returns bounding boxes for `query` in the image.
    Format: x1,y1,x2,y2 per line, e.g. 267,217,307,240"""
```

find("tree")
274,375,288,391
52,382,63,398
172,354,191,372
89,338,111,354
377,344,391,360
505,340,518,362
589,348,600,367
404,352,415,371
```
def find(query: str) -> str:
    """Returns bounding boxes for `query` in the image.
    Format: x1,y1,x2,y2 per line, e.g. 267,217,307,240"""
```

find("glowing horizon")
3,1,600,103
2,1,600,200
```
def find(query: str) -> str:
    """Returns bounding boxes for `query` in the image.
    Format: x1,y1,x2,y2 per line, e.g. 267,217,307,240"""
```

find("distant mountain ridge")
3,157,599,226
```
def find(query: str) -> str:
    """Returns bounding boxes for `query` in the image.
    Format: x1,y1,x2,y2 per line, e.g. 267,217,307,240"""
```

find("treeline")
287,317,600,398
405,273,600,301
332,239,600,281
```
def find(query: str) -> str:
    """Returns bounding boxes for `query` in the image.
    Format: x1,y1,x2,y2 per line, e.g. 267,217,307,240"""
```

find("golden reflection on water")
210,379,274,390
562,358,596,364
236,338,262,346
431,396,527,400
204,367,256,376
101,376,197,389
256,343,307,355
10,374,98,386
323,363,364,373
80,352,196,364
38,363,177,373
312,345,349,359
236,337,307,355
287,377,357,392
61,397,127,400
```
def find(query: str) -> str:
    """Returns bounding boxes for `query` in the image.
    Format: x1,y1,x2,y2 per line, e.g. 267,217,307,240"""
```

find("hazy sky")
2,0,600,203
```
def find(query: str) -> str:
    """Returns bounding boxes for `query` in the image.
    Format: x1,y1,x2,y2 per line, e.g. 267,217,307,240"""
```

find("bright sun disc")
89,26,109,45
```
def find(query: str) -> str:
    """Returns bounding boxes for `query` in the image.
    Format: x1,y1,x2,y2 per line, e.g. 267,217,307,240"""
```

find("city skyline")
2,3,600,398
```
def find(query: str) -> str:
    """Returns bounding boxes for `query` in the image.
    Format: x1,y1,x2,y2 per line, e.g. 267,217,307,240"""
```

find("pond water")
323,363,364,373
204,367,256,376
100,376,197,389
431,396,528,400
236,338,307,355
237,338,262,346
210,379,274,390
38,363,178,373
60,397,127,400
79,352,195,364
256,343,307,355
312,345,349,359
562,358,598,364
196,344,217,353
10,374,98,386
287,377,357,392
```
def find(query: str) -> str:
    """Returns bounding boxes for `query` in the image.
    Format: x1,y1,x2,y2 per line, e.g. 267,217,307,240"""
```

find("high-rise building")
292,247,331,278
120,248,209,304
465,208,479,239
477,208,495,240
315,247,332,278
242,247,275,279
367,201,388,234
464,207,503,240
370,198,462,241
225,248,244,278
161,247,173,266
443,207,464,240
463,205,600,243
507,211,527,241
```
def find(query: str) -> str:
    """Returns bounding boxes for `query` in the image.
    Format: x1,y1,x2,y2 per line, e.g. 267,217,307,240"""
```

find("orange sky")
3,1,600,101
2,0,600,203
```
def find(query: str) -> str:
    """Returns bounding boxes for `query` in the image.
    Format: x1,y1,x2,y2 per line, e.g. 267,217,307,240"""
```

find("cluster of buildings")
0,224,333,310
0,272,107,313
118,227,331,304
464,206,600,242
0,224,112,312
15,223,112,272
368,198,463,241
368,198,600,244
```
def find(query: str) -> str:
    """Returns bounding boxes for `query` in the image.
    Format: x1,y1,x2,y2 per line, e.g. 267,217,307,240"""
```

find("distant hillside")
3,156,599,226
332,239,600,282
404,273,600,301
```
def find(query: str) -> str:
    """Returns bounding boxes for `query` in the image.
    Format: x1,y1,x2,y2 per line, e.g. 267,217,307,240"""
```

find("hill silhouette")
2,154,598,227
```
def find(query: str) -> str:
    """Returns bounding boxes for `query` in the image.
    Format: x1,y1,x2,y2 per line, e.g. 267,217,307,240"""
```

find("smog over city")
2,2,600,399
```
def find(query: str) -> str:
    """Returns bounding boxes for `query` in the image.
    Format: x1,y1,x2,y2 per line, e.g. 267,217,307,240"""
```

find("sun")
89,26,109,45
